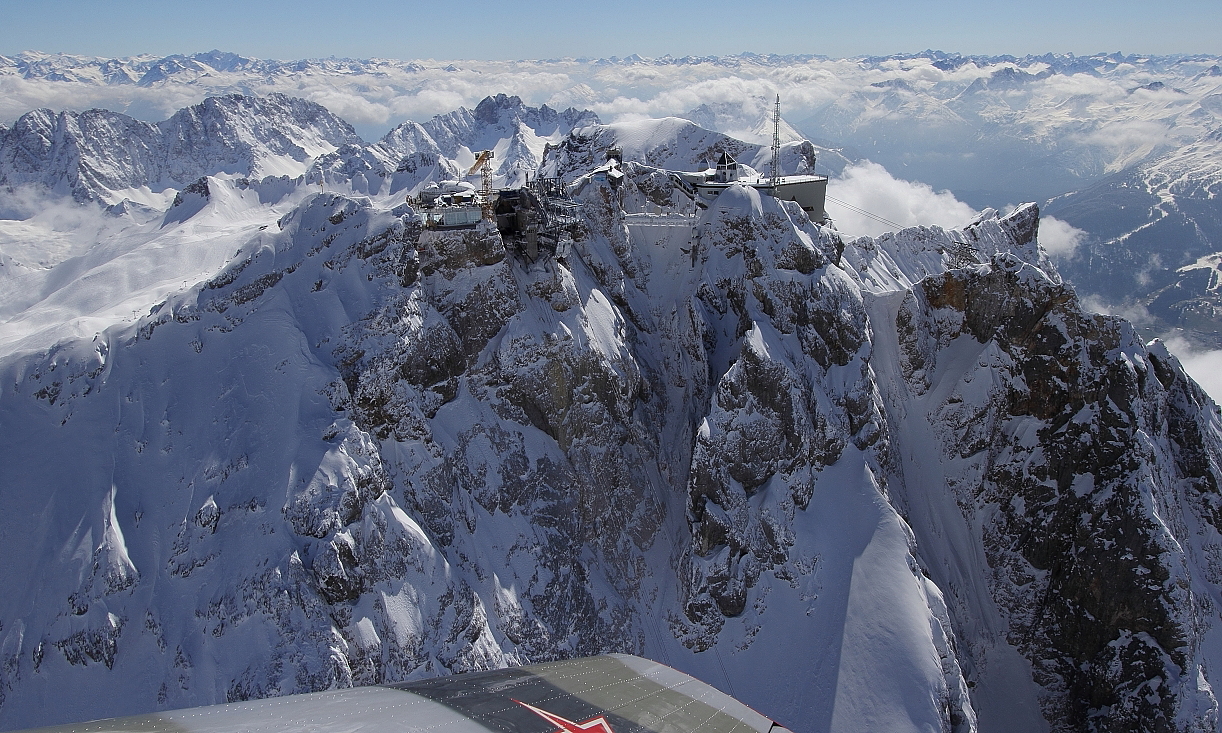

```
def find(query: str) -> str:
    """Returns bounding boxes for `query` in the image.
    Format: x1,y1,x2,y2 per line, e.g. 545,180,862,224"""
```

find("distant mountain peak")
0,93,362,203
474,93,526,121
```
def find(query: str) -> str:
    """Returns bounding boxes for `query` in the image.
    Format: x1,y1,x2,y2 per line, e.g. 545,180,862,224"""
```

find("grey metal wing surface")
14,654,791,733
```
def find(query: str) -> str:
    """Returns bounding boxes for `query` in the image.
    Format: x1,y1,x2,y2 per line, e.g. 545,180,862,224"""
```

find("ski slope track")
0,95,1221,733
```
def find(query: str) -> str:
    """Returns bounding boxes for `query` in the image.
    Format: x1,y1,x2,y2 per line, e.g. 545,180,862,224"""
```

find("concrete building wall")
773,179,827,223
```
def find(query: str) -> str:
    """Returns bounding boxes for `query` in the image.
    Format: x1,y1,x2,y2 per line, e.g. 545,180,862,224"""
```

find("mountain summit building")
678,152,828,223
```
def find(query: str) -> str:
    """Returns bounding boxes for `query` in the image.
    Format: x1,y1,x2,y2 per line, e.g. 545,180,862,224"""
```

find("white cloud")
825,161,979,238
0,75,208,127
1033,72,1123,101
1074,118,1174,171
1080,295,1155,328
1039,216,1087,257
2,53,1213,167
1163,336,1222,406
645,77,772,116
302,88,393,130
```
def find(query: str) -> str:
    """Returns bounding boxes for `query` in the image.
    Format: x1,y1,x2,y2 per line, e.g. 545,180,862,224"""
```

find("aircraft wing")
15,654,792,733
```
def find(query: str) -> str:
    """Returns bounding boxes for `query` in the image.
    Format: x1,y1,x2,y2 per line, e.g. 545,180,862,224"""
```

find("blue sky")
0,0,1218,60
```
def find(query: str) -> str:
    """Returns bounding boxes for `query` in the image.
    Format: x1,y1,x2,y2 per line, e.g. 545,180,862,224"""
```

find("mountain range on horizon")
4,47,1221,349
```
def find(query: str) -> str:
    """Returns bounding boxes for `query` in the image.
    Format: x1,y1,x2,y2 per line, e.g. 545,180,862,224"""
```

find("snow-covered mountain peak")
470,93,537,128
156,93,363,178
0,93,361,205
304,96,602,197
415,95,599,186
2,89,1222,733
540,115,836,186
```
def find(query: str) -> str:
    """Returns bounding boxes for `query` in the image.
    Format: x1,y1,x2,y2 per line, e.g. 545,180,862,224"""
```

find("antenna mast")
770,94,782,188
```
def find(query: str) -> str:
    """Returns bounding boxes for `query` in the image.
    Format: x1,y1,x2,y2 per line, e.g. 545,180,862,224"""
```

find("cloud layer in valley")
1035,216,1087,257
4,51,1219,153
1164,336,1222,407
827,161,980,237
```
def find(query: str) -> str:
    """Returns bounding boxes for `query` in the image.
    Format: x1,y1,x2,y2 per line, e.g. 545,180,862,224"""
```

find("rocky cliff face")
872,231,1222,731
0,97,1221,733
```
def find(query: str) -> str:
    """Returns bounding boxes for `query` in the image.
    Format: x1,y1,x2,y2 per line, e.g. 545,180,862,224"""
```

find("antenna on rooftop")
770,94,782,188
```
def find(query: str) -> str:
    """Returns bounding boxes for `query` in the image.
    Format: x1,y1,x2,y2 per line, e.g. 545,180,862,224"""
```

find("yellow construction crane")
468,150,495,220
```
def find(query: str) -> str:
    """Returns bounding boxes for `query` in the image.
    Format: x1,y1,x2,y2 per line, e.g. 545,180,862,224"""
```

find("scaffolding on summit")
412,149,495,229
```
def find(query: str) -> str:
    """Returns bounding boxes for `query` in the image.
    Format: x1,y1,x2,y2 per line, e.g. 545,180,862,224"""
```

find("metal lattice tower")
467,149,496,220
770,94,782,188
480,158,494,220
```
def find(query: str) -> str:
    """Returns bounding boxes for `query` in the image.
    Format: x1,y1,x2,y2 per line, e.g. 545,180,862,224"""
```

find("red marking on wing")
512,699,616,733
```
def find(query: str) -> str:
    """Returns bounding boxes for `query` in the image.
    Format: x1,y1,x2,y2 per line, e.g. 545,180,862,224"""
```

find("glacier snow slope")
0,177,311,359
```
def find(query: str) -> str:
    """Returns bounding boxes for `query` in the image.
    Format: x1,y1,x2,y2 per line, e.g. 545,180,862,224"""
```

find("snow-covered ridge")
0,93,360,205
0,92,609,363
1,93,1222,733
0,91,603,208
0,90,828,368
0,50,428,86
7,48,1222,305
311,93,600,194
